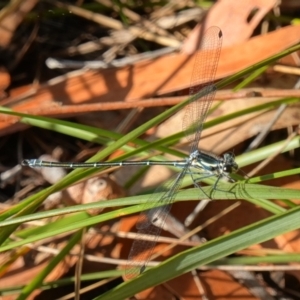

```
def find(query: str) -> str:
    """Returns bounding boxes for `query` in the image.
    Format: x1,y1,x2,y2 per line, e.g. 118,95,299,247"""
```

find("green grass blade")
97,205,300,300
1,184,299,252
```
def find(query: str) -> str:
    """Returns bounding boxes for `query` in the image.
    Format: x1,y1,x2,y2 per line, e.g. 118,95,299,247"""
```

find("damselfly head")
222,153,238,174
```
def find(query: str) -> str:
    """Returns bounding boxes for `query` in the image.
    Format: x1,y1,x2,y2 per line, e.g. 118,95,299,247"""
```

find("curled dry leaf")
64,175,126,215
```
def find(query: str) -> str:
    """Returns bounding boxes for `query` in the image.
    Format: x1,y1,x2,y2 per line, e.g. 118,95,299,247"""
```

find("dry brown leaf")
0,0,39,48
182,0,278,53
1,25,300,135
200,269,260,299
0,67,10,95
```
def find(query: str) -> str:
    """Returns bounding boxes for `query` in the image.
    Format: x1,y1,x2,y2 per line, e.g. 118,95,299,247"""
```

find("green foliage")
0,27,300,300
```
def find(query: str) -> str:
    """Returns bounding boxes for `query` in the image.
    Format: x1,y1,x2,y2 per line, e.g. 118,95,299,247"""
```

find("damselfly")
22,26,238,279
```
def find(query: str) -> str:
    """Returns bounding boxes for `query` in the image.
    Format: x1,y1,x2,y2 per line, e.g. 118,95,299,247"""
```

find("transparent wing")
125,169,187,279
125,26,223,280
182,26,223,152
